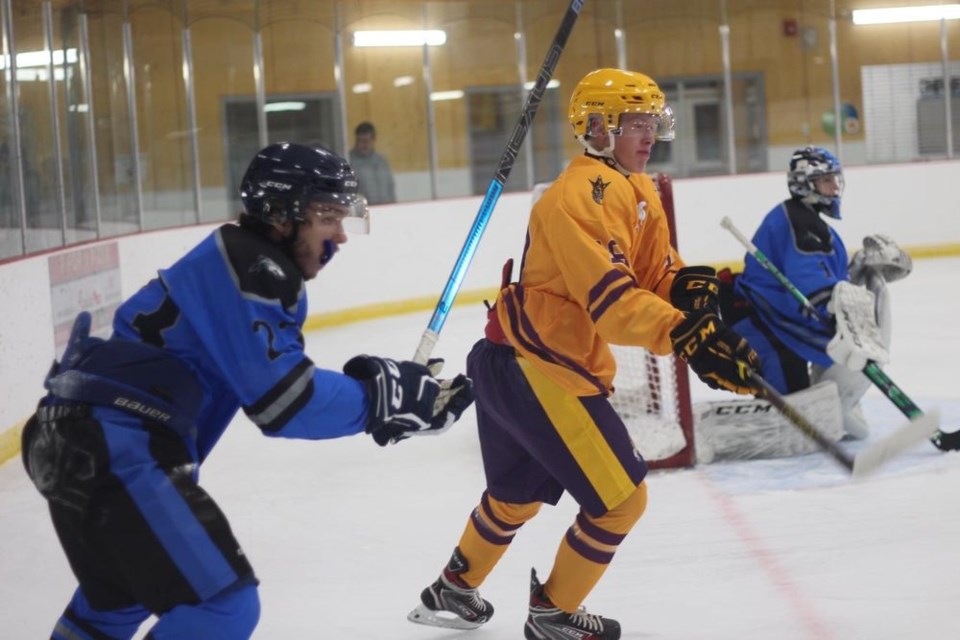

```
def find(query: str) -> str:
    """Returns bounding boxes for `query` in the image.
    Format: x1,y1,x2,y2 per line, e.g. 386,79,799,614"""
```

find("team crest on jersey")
250,255,286,280
589,175,610,204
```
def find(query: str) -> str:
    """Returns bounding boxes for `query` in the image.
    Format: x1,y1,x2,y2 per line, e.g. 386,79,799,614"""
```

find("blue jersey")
733,199,848,367
112,223,367,460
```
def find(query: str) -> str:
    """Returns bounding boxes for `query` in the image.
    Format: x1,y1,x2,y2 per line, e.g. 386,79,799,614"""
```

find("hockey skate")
524,568,621,640
407,547,494,630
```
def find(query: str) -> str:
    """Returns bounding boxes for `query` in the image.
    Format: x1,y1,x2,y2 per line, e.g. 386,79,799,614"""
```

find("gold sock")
455,491,541,587
543,482,647,611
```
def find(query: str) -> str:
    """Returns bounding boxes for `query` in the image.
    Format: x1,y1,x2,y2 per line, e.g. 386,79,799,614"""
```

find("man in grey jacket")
349,122,397,205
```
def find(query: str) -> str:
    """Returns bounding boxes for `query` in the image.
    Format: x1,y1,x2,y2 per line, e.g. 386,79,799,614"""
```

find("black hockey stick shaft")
748,369,854,472
719,216,948,448
413,0,585,363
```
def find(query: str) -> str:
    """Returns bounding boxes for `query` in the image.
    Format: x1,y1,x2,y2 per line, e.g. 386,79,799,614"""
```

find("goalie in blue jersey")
21,142,475,640
723,146,911,442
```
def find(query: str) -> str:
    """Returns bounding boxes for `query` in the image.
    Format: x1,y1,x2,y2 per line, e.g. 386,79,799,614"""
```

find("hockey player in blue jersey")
727,146,912,440
21,142,475,640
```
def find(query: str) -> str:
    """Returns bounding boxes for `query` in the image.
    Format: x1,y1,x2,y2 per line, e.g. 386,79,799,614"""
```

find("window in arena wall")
646,72,767,179
221,93,341,215
465,84,563,196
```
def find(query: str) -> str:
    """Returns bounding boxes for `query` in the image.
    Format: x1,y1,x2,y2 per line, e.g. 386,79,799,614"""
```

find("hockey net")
608,174,695,469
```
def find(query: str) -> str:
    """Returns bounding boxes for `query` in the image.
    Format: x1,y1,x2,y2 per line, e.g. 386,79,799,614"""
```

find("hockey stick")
748,368,940,477
412,0,585,364
747,369,854,472
720,216,944,469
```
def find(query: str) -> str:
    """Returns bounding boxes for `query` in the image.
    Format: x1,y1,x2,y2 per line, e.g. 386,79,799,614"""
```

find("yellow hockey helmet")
568,68,675,142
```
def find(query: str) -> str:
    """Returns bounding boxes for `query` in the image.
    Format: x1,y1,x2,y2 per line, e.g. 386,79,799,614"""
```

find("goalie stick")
720,216,947,469
412,0,585,365
747,368,940,477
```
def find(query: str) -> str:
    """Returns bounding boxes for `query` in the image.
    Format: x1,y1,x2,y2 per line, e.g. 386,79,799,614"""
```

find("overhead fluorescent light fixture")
0,47,78,70
430,90,464,102
351,83,372,94
523,79,561,90
353,30,447,48
393,75,415,87
265,101,306,113
852,4,960,25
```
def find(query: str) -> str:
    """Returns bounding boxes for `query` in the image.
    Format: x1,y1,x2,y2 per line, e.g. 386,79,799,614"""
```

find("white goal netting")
609,345,693,467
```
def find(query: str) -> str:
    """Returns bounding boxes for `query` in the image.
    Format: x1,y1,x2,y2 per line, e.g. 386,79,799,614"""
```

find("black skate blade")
407,603,484,630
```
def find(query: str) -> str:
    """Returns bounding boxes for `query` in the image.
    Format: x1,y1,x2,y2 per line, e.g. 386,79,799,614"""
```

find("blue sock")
146,583,260,640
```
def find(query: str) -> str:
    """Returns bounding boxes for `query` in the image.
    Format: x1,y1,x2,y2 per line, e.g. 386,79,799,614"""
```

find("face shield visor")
610,105,676,142
307,191,370,234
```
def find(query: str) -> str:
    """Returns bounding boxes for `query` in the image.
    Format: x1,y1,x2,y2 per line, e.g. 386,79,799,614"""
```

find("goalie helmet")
240,142,368,228
787,146,844,219
568,68,676,148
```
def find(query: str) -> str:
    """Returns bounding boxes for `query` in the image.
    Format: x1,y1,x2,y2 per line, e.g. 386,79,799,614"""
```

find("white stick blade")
852,409,941,479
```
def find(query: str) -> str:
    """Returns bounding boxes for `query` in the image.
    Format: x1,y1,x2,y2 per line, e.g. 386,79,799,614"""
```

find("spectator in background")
349,122,396,205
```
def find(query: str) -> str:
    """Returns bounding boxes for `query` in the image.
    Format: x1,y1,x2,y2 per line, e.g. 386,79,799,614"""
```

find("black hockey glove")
343,355,475,446
670,313,762,396
670,266,721,316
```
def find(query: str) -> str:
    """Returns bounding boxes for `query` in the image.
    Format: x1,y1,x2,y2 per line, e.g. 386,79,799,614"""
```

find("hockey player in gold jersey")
408,68,761,640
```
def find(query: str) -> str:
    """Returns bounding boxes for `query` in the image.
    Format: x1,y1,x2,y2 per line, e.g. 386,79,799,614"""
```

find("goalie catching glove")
849,234,912,285
343,355,475,446
671,313,761,395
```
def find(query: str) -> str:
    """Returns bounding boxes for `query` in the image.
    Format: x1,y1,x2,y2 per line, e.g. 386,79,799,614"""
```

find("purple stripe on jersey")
590,280,637,323
503,288,608,396
576,511,626,547
565,527,615,565
481,491,524,533
471,507,513,546
587,270,632,309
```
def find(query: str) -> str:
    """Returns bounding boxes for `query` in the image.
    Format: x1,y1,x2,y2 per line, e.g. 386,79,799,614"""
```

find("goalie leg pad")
693,381,844,462
811,363,873,440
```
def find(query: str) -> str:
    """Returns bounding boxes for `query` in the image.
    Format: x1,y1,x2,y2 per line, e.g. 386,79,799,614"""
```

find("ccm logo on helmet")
263,180,292,191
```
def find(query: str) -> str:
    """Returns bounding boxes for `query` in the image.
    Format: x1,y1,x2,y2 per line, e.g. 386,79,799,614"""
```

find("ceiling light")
265,101,306,112
393,75,415,87
852,4,960,25
523,79,560,90
352,30,447,47
352,83,372,94
0,48,77,70
430,90,464,102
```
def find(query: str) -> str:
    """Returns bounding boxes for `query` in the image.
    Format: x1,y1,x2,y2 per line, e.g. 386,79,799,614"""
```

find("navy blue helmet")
240,142,369,227
787,146,844,219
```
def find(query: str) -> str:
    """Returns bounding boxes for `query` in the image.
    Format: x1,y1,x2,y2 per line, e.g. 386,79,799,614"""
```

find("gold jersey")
495,154,685,396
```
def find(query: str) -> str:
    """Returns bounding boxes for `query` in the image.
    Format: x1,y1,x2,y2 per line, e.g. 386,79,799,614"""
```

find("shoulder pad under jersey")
216,224,304,311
